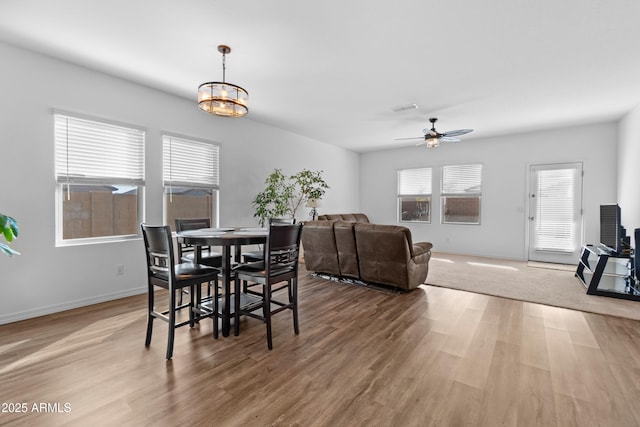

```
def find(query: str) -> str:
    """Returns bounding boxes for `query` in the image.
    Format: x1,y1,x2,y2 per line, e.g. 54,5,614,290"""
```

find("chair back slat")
148,251,170,273
269,248,298,269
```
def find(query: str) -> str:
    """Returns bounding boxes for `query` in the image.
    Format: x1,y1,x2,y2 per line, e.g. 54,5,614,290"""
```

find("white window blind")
54,114,145,185
398,168,432,195
442,164,482,194
535,168,576,252
163,135,220,189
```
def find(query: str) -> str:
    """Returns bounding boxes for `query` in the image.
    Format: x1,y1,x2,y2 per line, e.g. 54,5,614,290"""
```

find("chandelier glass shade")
198,45,249,118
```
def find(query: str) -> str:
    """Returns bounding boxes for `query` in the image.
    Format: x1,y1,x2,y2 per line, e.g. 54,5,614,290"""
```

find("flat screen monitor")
600,204,622,253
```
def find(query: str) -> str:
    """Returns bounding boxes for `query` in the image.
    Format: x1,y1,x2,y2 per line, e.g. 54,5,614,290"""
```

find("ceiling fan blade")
415,140,426,146
442,129,473,137
395,136,424,141
440,137,461,142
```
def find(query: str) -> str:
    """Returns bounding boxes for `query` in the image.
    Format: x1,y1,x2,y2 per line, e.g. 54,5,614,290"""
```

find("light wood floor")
2,265,640,426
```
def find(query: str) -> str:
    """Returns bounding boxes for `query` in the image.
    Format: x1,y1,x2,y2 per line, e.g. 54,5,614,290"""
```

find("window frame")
162,134,220,228
54,111,145,246
441,163,483,225
397,167,432,224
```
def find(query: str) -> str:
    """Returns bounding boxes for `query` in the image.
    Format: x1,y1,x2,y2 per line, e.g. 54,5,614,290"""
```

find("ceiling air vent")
392,104,418,112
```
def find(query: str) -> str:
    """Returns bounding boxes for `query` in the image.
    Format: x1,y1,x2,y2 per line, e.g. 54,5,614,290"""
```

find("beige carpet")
425,252,640,320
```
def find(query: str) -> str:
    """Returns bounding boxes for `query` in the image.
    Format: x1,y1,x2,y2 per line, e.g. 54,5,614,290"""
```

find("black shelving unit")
576,245,639,301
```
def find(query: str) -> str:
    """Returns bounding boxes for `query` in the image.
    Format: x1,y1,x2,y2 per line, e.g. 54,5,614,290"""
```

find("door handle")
529,217,535,221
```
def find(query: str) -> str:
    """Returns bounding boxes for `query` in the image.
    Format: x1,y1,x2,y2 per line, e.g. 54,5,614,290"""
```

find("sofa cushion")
301,220,340,275
333,221,360,278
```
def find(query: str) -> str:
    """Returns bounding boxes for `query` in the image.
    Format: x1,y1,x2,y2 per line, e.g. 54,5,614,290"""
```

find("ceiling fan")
396,118,473,148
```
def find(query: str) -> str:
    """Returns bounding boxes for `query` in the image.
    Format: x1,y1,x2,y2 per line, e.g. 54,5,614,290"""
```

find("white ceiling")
2,0,640,152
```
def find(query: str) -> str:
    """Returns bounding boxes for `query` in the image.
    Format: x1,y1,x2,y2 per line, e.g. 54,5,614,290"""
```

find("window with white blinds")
55,114,145,185
54,113,145,243
398,168,432,223
441,164,482,224
162,135,219,189
534,168,576,252
162,135,219,227
398,168,432,196
441,164,482,195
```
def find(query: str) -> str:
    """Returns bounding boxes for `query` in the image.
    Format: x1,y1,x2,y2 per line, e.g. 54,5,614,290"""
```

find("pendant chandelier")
198,45,249,117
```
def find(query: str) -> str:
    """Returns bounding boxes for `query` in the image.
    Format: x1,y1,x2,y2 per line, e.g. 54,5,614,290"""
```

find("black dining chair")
141,224,221,360
241,218,295,263
240,218,295,294
233,223,303,349
175,218,223,267
175,218,223,305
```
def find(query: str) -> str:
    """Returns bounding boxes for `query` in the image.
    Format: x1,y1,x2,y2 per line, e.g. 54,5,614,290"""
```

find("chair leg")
264,283,273,350
234,276,241,336
189,285,196,328
194,283,203,324
213,277,219,339
292,278,299,335
145,284,154,346
166,287,176,360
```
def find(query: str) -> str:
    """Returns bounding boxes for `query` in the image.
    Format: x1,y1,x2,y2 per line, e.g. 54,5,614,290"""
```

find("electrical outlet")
116,264,125,275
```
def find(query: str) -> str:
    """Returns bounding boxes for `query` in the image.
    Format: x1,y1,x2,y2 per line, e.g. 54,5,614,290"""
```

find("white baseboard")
0,287,147,325
432,249,527,262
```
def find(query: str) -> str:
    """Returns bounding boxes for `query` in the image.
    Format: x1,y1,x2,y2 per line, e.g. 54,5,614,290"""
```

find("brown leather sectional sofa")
302,213,433,290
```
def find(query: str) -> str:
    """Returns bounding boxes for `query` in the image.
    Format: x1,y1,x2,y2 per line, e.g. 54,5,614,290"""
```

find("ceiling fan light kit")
395,117,473,148
426,136,441,148
198,45,249,118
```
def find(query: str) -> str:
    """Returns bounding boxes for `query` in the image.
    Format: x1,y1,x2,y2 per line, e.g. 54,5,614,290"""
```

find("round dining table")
176,227,267,337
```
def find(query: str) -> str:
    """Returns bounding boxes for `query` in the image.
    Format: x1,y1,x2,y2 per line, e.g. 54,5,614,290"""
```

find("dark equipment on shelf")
635,228,639,282
600,204,624,254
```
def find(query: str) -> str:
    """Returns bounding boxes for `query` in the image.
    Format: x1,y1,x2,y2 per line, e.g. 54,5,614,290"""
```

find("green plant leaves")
0,213,20,256
252,169,329,226
292,169,329,202
252,169,293,226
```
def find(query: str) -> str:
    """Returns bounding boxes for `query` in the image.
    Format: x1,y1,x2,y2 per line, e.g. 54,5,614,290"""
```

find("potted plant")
252,169,329,226
0,213,19,256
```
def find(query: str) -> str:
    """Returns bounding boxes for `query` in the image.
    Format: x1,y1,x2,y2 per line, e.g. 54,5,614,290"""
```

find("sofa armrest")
411,242,433,261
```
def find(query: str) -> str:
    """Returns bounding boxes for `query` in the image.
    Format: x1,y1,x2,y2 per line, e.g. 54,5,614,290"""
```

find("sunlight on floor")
432,257,454,263
0,339,30,357
467,261,519,271
0,314,138,375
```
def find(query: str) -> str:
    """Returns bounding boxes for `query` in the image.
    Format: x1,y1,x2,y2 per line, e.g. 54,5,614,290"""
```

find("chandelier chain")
221,51,226,83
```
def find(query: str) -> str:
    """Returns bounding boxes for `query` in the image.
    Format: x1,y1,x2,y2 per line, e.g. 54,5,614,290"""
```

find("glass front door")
528,162,583,263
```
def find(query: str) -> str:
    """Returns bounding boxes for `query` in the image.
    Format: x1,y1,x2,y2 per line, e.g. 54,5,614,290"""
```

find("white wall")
360,122,618,259
0,42,360,324
619,104,640,248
